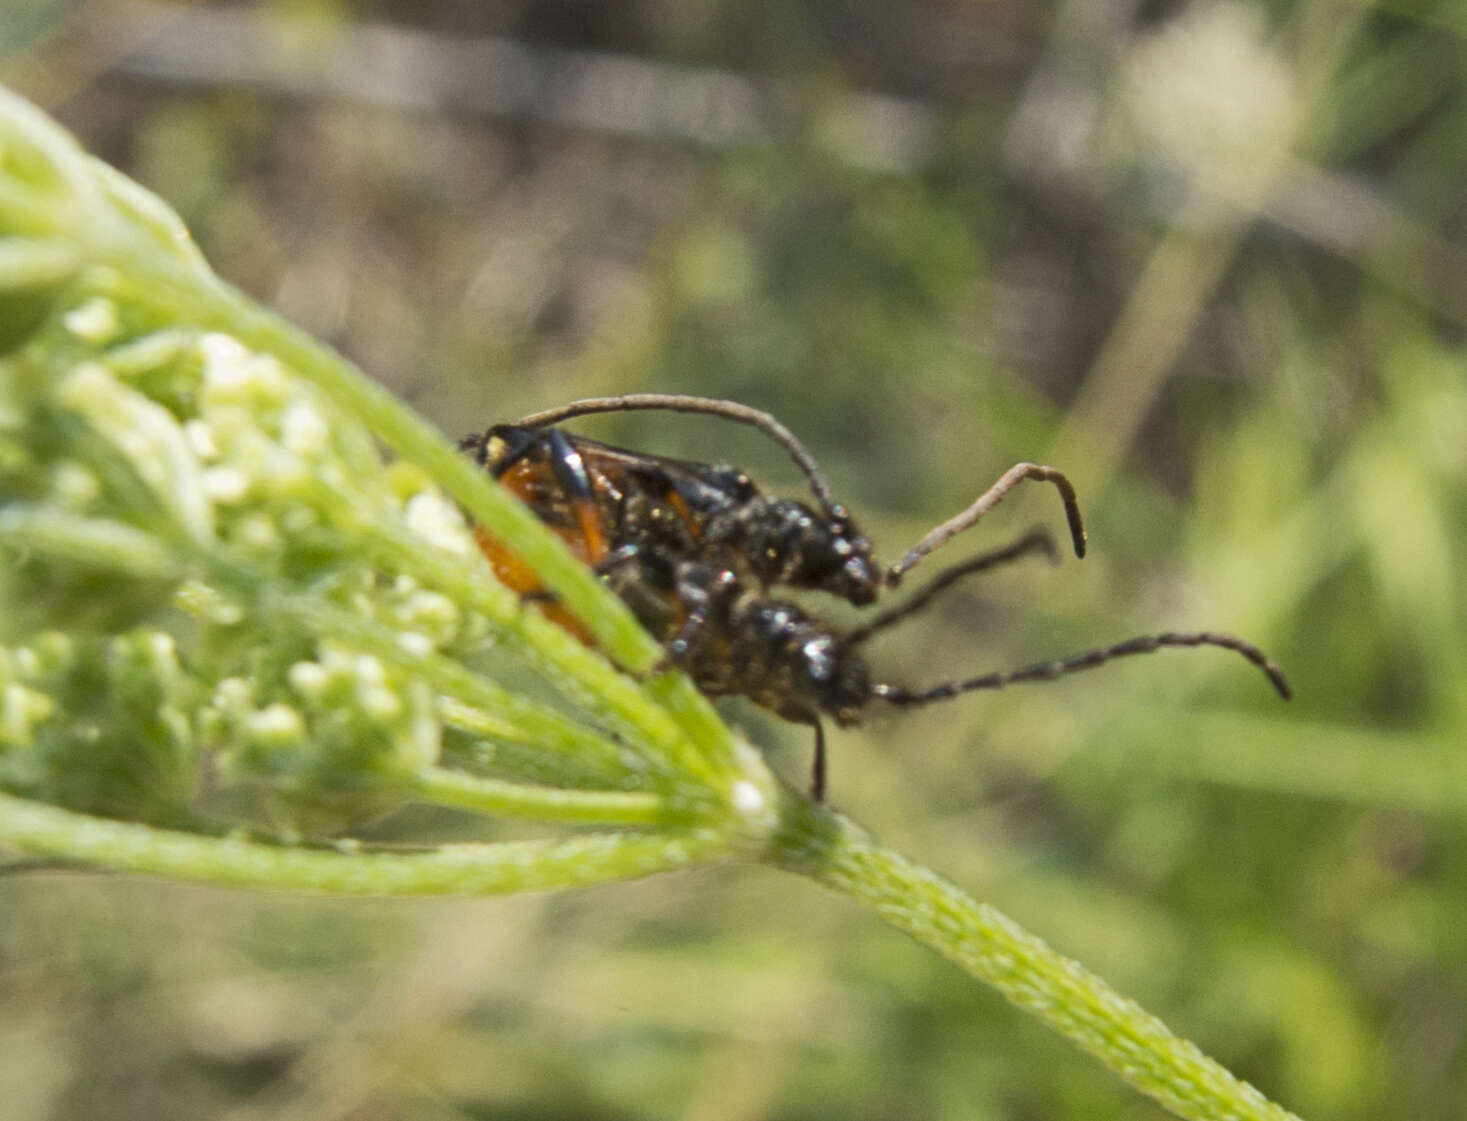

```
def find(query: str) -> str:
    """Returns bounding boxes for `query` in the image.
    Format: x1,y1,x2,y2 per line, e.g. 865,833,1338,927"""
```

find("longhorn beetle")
461,394,1290,799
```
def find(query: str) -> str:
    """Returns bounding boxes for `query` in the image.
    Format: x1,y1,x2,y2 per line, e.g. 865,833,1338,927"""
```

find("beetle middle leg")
848,528,1058,645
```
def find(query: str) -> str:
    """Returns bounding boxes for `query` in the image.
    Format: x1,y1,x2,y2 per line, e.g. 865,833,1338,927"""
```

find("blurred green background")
4,1,1466,1117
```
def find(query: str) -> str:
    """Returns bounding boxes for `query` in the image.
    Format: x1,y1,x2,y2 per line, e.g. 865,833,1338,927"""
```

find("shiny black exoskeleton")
462,396,1291,801
462,424,881,604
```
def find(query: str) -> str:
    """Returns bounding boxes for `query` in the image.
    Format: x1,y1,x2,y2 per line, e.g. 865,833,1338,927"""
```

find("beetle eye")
802,636,836,681
843,557,877,604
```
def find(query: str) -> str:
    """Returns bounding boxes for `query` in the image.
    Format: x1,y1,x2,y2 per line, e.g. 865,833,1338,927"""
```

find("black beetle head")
798,632,871,725
818,505,879,606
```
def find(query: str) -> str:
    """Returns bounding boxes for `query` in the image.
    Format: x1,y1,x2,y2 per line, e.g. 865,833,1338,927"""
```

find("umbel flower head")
0,88,779,842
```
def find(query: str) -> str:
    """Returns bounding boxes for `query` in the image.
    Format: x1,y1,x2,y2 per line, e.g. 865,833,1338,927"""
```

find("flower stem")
767,795,1302,1121
412,766,676,826
0,791,728,895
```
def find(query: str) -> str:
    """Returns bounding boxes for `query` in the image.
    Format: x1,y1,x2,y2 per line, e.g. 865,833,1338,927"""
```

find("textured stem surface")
768,797,1301,1121
0,792,727,895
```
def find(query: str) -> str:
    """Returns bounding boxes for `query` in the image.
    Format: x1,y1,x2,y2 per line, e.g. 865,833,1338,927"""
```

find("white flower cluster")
0,628,195,823
0,296,495,831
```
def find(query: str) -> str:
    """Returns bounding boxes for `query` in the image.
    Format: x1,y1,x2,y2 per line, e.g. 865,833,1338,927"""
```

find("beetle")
492,394,1089,605
461,395,1290,799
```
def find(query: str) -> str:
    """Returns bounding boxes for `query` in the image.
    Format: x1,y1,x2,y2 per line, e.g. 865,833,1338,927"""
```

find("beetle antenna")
514,394,840,515
848,528,1058,645
888,462,1087,585
872,631,1291,705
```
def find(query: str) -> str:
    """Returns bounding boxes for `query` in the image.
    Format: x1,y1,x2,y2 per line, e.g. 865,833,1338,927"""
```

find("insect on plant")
460,394,1290,800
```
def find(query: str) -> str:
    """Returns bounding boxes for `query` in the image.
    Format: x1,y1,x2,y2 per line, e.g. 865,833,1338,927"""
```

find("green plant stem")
412,766,675,825
0,237,78,287
0,791,729,894
0,506,179,578
349,511,715,783
266,590,637,776
434,699,635,790
1090,708,1467,814
768,795,1302,1121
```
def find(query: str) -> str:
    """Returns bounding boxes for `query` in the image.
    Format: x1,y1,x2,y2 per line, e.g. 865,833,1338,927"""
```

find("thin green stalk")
1091,708,1467,814
0,237,78,287
434,698,634,788
412,766,674,826
265,591,636,777
0,791,727,894
768,795,1301,1121
349,508,721,785
0,506,179,578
